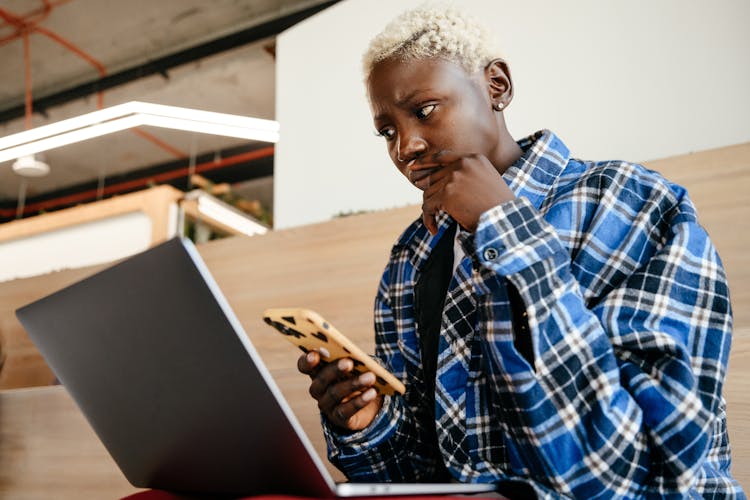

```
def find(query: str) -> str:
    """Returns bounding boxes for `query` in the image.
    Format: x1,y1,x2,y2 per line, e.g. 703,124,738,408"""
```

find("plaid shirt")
322,130,744,499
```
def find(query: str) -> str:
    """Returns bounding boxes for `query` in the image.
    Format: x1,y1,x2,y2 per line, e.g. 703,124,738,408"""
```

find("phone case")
262,308,405,396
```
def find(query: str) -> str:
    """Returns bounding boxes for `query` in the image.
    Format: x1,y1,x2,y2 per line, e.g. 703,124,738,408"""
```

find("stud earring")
492,102,504,111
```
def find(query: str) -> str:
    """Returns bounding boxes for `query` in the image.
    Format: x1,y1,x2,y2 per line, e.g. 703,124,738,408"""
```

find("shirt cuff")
323,393,400,450
471,197,564,277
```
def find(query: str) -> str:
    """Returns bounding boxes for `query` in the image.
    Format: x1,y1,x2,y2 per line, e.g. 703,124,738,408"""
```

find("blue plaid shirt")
322,130,744,499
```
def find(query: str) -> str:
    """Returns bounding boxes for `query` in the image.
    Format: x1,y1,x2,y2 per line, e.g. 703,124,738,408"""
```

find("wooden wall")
646,142,750,330
0,141,747,497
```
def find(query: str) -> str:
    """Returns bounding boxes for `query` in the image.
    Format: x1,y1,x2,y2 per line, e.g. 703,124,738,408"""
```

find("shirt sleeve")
321,266,447,481
467,195,733,498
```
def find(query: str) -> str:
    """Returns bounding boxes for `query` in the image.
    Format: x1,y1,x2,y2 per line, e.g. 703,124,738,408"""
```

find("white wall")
275,0,750,229
0,212,154,282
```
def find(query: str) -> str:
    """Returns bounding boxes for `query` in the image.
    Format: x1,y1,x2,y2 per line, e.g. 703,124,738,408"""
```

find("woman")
297,5,743,499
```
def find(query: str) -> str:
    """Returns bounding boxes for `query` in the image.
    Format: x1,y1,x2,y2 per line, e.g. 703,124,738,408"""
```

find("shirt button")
483,247,500,261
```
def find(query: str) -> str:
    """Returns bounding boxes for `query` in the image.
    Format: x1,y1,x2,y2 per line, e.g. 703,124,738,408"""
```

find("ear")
484,59,513,111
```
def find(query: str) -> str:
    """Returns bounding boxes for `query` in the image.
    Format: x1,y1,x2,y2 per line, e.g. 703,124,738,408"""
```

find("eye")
375,126,396,141
415,104,436,120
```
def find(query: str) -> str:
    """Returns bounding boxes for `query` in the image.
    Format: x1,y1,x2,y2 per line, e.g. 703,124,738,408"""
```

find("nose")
396,131,427,164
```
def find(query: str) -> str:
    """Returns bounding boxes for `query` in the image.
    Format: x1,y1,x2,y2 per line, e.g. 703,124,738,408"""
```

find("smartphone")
262,308,405,396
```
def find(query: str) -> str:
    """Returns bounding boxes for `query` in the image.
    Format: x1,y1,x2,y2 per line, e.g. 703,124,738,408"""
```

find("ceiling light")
12,155,50,177
0,101,280,164
184,190,268,237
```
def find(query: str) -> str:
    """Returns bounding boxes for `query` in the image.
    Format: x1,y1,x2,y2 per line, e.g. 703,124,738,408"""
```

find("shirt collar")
504,129,570,210
393,211,454,269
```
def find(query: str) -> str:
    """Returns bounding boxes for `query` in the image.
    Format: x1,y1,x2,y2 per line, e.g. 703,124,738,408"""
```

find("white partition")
0,186,182,283
0,212,153,282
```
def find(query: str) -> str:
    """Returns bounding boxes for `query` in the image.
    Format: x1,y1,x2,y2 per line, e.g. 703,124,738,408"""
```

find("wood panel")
725,329,750,490
0,386,142,500
0,185,183,246
644,142,750,330
0,265,106,389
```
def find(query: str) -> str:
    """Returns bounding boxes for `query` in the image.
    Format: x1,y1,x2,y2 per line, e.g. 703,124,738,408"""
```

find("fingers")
408,150,463,171
412,151,500,234
422,212,438,235
408,151,460,191
307,357,351,398
421,175,449,235
306,358,376,404
299,353,384,430
297,351,320,375
328,388,381,429
409,167,439,189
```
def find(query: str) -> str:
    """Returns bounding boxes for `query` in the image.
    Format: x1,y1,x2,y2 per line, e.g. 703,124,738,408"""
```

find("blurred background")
0,0,341,229
1,0,748,233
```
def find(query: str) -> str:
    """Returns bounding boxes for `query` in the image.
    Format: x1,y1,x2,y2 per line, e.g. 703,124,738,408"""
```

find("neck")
490,122,523,175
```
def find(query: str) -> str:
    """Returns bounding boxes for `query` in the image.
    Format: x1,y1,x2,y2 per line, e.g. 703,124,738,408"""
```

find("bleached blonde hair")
362,3,501,80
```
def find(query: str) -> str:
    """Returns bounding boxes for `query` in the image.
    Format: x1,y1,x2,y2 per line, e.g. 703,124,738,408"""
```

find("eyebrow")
373,89,434,122
396,89,426,107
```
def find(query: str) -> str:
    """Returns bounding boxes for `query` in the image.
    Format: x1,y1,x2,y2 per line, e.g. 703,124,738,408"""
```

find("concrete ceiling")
0,0,335,216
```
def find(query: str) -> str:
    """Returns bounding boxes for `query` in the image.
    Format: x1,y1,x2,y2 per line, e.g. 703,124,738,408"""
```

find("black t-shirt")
414,223,456,480
415,223,457,406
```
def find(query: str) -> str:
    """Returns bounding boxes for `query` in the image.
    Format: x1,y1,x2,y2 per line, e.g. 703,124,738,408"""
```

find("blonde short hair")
362,4,501,80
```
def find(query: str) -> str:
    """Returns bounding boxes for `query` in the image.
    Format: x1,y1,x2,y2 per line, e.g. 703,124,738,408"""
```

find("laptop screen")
16,238,336,496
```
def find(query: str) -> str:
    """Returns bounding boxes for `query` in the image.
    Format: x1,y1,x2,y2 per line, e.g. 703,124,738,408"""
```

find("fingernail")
361,388,377,402
358,372,375,385
306,352,316,363
337,358,353,371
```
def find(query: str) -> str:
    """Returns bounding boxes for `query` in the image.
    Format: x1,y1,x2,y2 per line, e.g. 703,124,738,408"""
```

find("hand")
409,151,515,235
297,351,384,431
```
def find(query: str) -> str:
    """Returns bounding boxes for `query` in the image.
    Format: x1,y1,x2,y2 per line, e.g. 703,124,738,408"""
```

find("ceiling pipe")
0,0,68,48
22,30,32,130
0,1,51,129
0,1,312,220
0,0,341,124
0,145,274,220
5,5,50,217
1,1,187,160
32,23,106,109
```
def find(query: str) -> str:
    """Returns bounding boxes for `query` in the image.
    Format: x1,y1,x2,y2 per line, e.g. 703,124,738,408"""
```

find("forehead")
367,57,478,107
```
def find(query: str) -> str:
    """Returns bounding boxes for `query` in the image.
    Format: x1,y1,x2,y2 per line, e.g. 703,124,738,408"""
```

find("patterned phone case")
262,308,405,396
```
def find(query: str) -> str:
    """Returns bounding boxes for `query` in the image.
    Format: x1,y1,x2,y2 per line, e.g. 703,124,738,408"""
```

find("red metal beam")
0,146,274,219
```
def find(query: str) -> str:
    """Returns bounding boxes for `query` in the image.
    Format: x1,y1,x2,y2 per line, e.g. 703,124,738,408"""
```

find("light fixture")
182,190,268,237
0,101,280,164
12,155,50,177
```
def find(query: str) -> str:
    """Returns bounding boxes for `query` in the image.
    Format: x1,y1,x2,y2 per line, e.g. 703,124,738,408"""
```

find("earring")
492,102,504,111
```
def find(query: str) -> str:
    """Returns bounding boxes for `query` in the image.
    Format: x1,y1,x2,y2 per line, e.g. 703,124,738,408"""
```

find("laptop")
16,237,499,498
